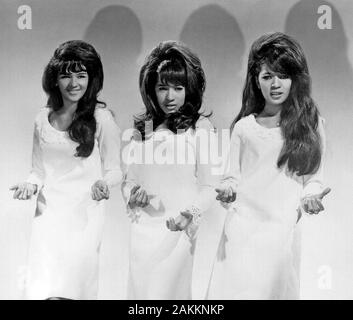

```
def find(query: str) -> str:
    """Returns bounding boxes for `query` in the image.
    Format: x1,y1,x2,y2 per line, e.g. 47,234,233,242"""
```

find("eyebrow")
156,82,183,87
59,71,88,75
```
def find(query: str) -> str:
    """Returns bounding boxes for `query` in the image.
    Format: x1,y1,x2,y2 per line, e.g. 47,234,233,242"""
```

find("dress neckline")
45,109,69,134
251,113,281,131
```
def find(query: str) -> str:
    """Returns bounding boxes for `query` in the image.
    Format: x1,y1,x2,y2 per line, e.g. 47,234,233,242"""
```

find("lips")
270,92,282,96
67,90,81,94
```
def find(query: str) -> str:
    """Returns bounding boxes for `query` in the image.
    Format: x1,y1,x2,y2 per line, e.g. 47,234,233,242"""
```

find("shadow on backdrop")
285,0,353,187
180,4,245,130
84,5,143,132
83,5,143,299
285,0,353,299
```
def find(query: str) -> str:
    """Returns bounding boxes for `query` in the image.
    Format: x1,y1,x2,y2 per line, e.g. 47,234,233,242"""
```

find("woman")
10,40,122,299
122,40,219,299
210,32,330,299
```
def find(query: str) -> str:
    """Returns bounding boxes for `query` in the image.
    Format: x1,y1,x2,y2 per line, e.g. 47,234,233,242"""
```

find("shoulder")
95,105,114,120
317,115,326,141
195,116,215,131
94,105,116,125
231,114,254,134
34,107,50,127
318,115,325,126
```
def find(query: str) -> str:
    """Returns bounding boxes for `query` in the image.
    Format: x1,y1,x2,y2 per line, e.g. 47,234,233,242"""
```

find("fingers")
130,188,149,208
11,183,37,200
13,186,24,199
135,190,145,204
316,199,324,212
303,198,322,215
129,185,141,205
91,185,106,201
215,189,224,201
96,188,106,201
318,187,331,200
310,198,320,213
180,211,193,220
21,188,29,200
215,187,236,203
140,191,149,207
166,218,179,231
175,215,192,230
141,192,149,207
91,188,98,201
302,191,327,215
130,185,141,195
100,185,109,199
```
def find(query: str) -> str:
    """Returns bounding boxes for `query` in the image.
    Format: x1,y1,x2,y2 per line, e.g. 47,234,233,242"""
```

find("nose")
166,88,175,101
69,75,78,87
271,76,280,88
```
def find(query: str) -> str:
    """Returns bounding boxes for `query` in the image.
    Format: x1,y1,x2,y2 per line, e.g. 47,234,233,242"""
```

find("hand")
166,211,193,232
215,186,236,203
302,187,331,215
91,180,109,201
10,182,37,200
128,184,149,209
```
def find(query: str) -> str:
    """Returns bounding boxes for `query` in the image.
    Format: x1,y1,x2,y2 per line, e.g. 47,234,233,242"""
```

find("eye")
262,75,272,80
78,74,88,79
175,86,184,91
58,74,70,79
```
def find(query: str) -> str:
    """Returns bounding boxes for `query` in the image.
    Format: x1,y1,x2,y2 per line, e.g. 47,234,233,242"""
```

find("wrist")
186,205,202,225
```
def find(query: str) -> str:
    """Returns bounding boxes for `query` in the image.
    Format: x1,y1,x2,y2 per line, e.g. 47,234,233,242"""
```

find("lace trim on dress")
239,114,282,140
39,108,71,144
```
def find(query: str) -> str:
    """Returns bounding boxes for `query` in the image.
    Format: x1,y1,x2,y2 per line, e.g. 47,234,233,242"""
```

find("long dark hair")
231,32,322,176
42,40,105,157
135,40,209,140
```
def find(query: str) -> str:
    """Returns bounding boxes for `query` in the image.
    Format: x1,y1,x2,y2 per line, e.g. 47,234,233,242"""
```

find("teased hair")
135,40,210,140
232,32,322,176
42,40,105,157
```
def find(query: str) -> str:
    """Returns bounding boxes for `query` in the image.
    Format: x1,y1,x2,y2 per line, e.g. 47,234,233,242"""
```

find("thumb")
181,211,193,219
9,184,19,190
102,183,109,193
318,187,331,200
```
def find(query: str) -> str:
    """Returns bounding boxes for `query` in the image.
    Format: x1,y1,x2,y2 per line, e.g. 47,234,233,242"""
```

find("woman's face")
57,71,89,104
154,76,185,115
257,64,292,106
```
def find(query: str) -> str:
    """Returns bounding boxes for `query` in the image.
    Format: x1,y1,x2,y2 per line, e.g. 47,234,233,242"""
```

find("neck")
58,100,78,117
261,103,281,118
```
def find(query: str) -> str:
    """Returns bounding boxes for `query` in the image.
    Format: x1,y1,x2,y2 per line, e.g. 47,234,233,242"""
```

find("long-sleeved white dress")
24,106,122,300
198,114,326,300
122,117,219,300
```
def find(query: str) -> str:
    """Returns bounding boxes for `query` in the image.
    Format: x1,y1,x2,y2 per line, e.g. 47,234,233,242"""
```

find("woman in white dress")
10,40,122,300
208,32,331,299
122,41,219,299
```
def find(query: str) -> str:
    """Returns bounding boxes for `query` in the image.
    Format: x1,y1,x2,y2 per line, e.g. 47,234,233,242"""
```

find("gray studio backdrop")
0,0,352,299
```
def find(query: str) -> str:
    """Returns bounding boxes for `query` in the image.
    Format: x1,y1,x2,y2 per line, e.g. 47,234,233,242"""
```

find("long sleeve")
302,117,326,196
26,119,45,190
220,122,242,191
96,108,123,188
121,140,140,203
187,118,220,214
